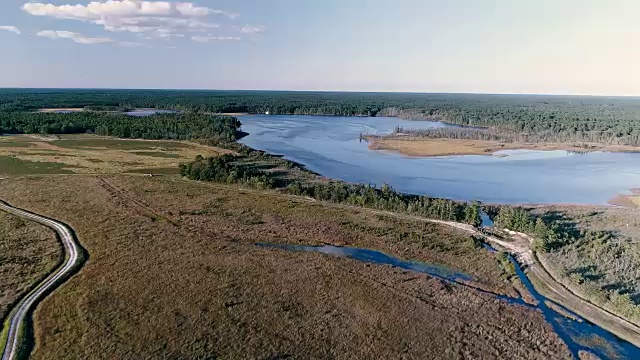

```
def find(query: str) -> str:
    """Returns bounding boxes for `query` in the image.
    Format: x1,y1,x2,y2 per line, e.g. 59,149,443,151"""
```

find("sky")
1,0,640,95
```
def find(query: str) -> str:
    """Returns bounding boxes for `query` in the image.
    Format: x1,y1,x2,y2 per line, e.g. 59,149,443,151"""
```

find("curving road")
0,200,82,360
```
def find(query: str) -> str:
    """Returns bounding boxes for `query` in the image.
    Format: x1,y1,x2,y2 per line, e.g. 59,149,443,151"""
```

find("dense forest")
180,154,483,227
372,125,640,146
0,111,241,142
3,89,640,145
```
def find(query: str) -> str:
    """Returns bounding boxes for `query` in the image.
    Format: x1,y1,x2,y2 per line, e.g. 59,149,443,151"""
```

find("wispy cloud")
0,25,21,35
241,25,265,34
191,35,241,43
23,1,237,40
37,30,113,45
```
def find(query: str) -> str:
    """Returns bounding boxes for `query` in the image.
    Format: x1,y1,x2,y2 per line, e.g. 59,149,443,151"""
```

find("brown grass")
367,137,640,157
0,175,572,359
0,135,228,175
0,211,61,325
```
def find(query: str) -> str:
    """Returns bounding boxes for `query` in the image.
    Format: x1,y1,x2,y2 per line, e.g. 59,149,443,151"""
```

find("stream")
258,242,640,359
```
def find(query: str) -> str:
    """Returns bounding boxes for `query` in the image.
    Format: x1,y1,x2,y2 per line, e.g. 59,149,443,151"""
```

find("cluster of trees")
180,155,483,226
179,154,279,189
374,122,640,146
494,206,567,252
5,89,640,145
0,112,241,142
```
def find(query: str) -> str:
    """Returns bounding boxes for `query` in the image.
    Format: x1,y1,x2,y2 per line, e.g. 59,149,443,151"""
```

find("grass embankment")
366,136,640,157
0,135,227,176
0,211,62,331
0,175,571,359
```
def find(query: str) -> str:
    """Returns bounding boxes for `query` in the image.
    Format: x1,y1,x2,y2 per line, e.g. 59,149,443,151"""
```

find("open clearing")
0,174,571,359
0,135,227,175
367,137,640,157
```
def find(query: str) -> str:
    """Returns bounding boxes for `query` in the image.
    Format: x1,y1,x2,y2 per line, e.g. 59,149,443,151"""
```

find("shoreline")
366,136,640,158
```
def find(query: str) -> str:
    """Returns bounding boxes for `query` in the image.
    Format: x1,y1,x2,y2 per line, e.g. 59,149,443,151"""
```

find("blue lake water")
260,242,639,359
239,115,640,205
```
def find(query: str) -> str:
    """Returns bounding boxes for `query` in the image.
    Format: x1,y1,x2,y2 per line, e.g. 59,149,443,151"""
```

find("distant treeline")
0,111,241,142
4,89,640,145
180,154,483,227
374,126,637,146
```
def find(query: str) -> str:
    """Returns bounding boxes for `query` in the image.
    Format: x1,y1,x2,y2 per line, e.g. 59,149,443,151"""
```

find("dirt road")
0,200,82,360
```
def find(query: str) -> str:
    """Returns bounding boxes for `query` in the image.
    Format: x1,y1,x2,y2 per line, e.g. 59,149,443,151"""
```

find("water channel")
259,242,639,359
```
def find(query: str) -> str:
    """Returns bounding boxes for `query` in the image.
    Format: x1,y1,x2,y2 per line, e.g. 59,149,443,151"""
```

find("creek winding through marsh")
242,114,640,358
259,242,639,359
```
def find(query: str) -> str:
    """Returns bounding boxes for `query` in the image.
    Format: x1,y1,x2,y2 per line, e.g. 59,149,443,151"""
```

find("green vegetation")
52,138,190,151
494,204,640,325
5,89,640,145
0,135,224,176
132,151,180,158
0,111,241,144
377,125,640,147
0,156,76,175
496,251,517,281
180,154,483,226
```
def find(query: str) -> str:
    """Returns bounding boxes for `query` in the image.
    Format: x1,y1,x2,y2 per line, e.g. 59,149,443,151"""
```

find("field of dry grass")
367,137,640,157
0,211,61,326
0,174,571,359
0,135,227,176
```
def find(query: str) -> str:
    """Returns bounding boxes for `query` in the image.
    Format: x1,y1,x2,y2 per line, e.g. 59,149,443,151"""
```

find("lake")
239,114,640,205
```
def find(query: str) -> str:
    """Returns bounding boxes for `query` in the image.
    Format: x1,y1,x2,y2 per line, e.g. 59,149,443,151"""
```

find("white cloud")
192,35,240,43
22,1,238,31
37,30,113,44
119,40,145,47
23,1,236,43
241,25,265,34
23,1,252,47
0,26,21,35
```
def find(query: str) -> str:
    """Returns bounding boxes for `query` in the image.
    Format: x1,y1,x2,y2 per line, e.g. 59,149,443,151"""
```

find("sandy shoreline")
366,137,640,158
608,188,640,208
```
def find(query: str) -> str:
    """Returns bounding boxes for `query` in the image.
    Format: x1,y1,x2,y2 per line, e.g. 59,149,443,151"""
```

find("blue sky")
1,0,639,95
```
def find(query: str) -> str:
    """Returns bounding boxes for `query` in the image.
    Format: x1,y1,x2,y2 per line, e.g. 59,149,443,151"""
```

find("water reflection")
239,115,640,205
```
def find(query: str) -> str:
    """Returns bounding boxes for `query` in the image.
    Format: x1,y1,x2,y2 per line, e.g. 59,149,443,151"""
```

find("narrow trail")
0,200,83,360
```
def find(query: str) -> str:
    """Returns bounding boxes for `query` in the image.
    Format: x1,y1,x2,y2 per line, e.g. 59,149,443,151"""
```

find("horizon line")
2,86,640,98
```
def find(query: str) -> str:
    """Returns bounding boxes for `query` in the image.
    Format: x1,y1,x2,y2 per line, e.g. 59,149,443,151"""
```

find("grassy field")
0,135,227,176
0,174,571,359
0,211,61,328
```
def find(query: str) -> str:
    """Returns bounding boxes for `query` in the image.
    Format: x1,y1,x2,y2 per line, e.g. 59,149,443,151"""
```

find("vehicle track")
0,200,83,360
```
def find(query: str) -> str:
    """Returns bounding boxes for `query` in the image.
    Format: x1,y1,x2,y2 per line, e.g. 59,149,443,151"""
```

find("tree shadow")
534,209,619,251
566,265,605,282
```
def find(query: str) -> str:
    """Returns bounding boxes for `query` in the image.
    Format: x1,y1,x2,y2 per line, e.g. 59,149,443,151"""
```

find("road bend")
0,200,82,360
